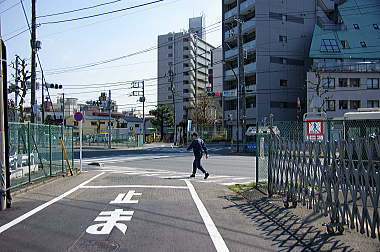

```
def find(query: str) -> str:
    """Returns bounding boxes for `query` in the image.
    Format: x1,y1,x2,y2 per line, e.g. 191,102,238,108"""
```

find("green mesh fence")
8,122,74,190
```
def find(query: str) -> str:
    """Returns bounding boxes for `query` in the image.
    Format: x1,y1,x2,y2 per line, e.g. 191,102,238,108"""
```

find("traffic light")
206,92,221,97
47,83,62,89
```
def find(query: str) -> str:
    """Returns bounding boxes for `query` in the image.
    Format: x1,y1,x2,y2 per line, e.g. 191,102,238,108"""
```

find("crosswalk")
82,154,190,165
90,166,253,186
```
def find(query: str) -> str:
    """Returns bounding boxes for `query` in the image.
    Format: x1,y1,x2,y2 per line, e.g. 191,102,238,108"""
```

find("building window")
368,100,379,108
350,78,360,87
338,78,348,87
183,89,189,93
339,100,348,110
168,53,173,57
367,78,379,89
374,24,379,30
168,37,173,41
279,35,287,42
322,77,335,89
91,122,97,126
168,62,172,66
168,87,171,91
135,124,140,128
168,45,173,49
280,79,288,87
341,40,350,49
320,39,340,53
360,41,367,48
353,24,360,30
168,95,173,99
325,100,335,111
350,100,361,110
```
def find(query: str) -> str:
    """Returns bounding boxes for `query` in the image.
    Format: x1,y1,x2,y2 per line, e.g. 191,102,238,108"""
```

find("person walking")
187,132,209,179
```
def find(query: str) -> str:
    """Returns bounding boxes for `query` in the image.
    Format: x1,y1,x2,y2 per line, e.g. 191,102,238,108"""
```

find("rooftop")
309,0,380,59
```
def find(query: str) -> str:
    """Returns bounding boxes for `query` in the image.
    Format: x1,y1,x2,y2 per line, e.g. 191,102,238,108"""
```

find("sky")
0,0,222,114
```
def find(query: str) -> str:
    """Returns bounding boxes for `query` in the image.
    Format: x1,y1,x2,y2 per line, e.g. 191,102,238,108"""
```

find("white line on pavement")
185,180,229,252
80,185,188,189
0,172,105,234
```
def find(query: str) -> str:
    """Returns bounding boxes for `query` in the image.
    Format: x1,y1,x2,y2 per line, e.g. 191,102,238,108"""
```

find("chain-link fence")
263,119,380,239
75,129,144,148
8,122,74,190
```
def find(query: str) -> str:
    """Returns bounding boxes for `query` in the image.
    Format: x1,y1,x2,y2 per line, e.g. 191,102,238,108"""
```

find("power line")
39,0,164,25
37,0,123,18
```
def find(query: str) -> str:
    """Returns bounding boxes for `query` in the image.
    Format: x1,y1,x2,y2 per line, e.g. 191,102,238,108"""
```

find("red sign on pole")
74,112,84,122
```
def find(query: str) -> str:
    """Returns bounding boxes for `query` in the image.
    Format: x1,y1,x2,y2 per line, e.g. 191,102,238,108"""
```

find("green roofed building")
307,0,380,119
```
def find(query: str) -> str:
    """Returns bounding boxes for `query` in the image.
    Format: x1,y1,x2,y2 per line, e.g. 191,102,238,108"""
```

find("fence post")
71,127,74,169
255,123,259,185
61,126,64,173
49,125,52,176
27,123,31,183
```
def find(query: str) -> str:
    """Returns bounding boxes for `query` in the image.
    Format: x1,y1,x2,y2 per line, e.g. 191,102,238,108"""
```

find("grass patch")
227,182,257,193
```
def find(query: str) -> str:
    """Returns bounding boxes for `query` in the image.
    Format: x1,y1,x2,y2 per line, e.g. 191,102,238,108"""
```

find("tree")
149,104,174,140
8,58,30,123
190,96,221,126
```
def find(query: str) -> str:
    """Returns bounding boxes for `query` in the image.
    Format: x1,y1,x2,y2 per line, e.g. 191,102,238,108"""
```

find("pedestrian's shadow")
220,193,354,252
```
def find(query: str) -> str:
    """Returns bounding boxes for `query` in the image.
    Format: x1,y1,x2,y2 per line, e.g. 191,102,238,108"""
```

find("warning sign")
306,120,324,140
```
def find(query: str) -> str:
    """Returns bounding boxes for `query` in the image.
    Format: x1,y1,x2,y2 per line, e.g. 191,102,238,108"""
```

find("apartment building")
157,17,214,124
307,0,380,119
222,0,326,139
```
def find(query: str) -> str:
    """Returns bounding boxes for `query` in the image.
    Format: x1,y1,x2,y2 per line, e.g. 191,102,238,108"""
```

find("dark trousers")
192,156,207,175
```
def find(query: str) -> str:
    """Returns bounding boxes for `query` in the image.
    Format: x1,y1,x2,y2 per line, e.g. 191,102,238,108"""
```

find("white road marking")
81,185,188,190
110,191,142,204
185,180,229,252
0,172,105,234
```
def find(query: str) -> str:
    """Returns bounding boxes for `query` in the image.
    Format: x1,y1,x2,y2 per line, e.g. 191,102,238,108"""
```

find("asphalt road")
0,165,275,251
79,145,257,179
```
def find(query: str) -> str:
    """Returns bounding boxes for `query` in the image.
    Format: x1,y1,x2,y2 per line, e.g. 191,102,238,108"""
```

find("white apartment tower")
157,17,214,124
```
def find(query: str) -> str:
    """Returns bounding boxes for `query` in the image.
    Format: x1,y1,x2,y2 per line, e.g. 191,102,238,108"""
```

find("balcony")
244,62,256,74
183,92,194,99
183,49,195,58
224,40,256,60
312,62,380,73
224,0,236,4
241,0,256,13
224,27,237,41
183,66,195,76
183,83,195,92
225,7,237,20
242,18,256,33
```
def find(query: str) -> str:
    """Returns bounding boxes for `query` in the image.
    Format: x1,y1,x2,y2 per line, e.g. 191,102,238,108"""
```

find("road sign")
74,112,84,122
306,120,323,136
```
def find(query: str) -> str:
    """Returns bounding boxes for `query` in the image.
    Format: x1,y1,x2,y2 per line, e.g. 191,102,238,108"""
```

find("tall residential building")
222,0,325,139
307,0,380,119
157,18,214,124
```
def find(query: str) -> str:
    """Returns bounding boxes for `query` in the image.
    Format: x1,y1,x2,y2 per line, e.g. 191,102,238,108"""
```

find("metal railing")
262,119,380,240
8,122,74,190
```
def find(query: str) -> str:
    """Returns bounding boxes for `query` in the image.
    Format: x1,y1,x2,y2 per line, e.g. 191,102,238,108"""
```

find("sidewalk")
233,188,379,251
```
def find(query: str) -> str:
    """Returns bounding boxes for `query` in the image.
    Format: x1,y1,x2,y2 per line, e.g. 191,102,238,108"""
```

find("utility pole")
41,73,44,124
108,90,112,149
237,0,246,151
14,55,20,122
168,63,176,145
142,81,145,144
30,0,37,123
1,39,11,209
61,93,65,126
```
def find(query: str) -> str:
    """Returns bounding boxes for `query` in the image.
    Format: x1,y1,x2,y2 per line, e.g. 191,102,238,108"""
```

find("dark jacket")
187,137,208,157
